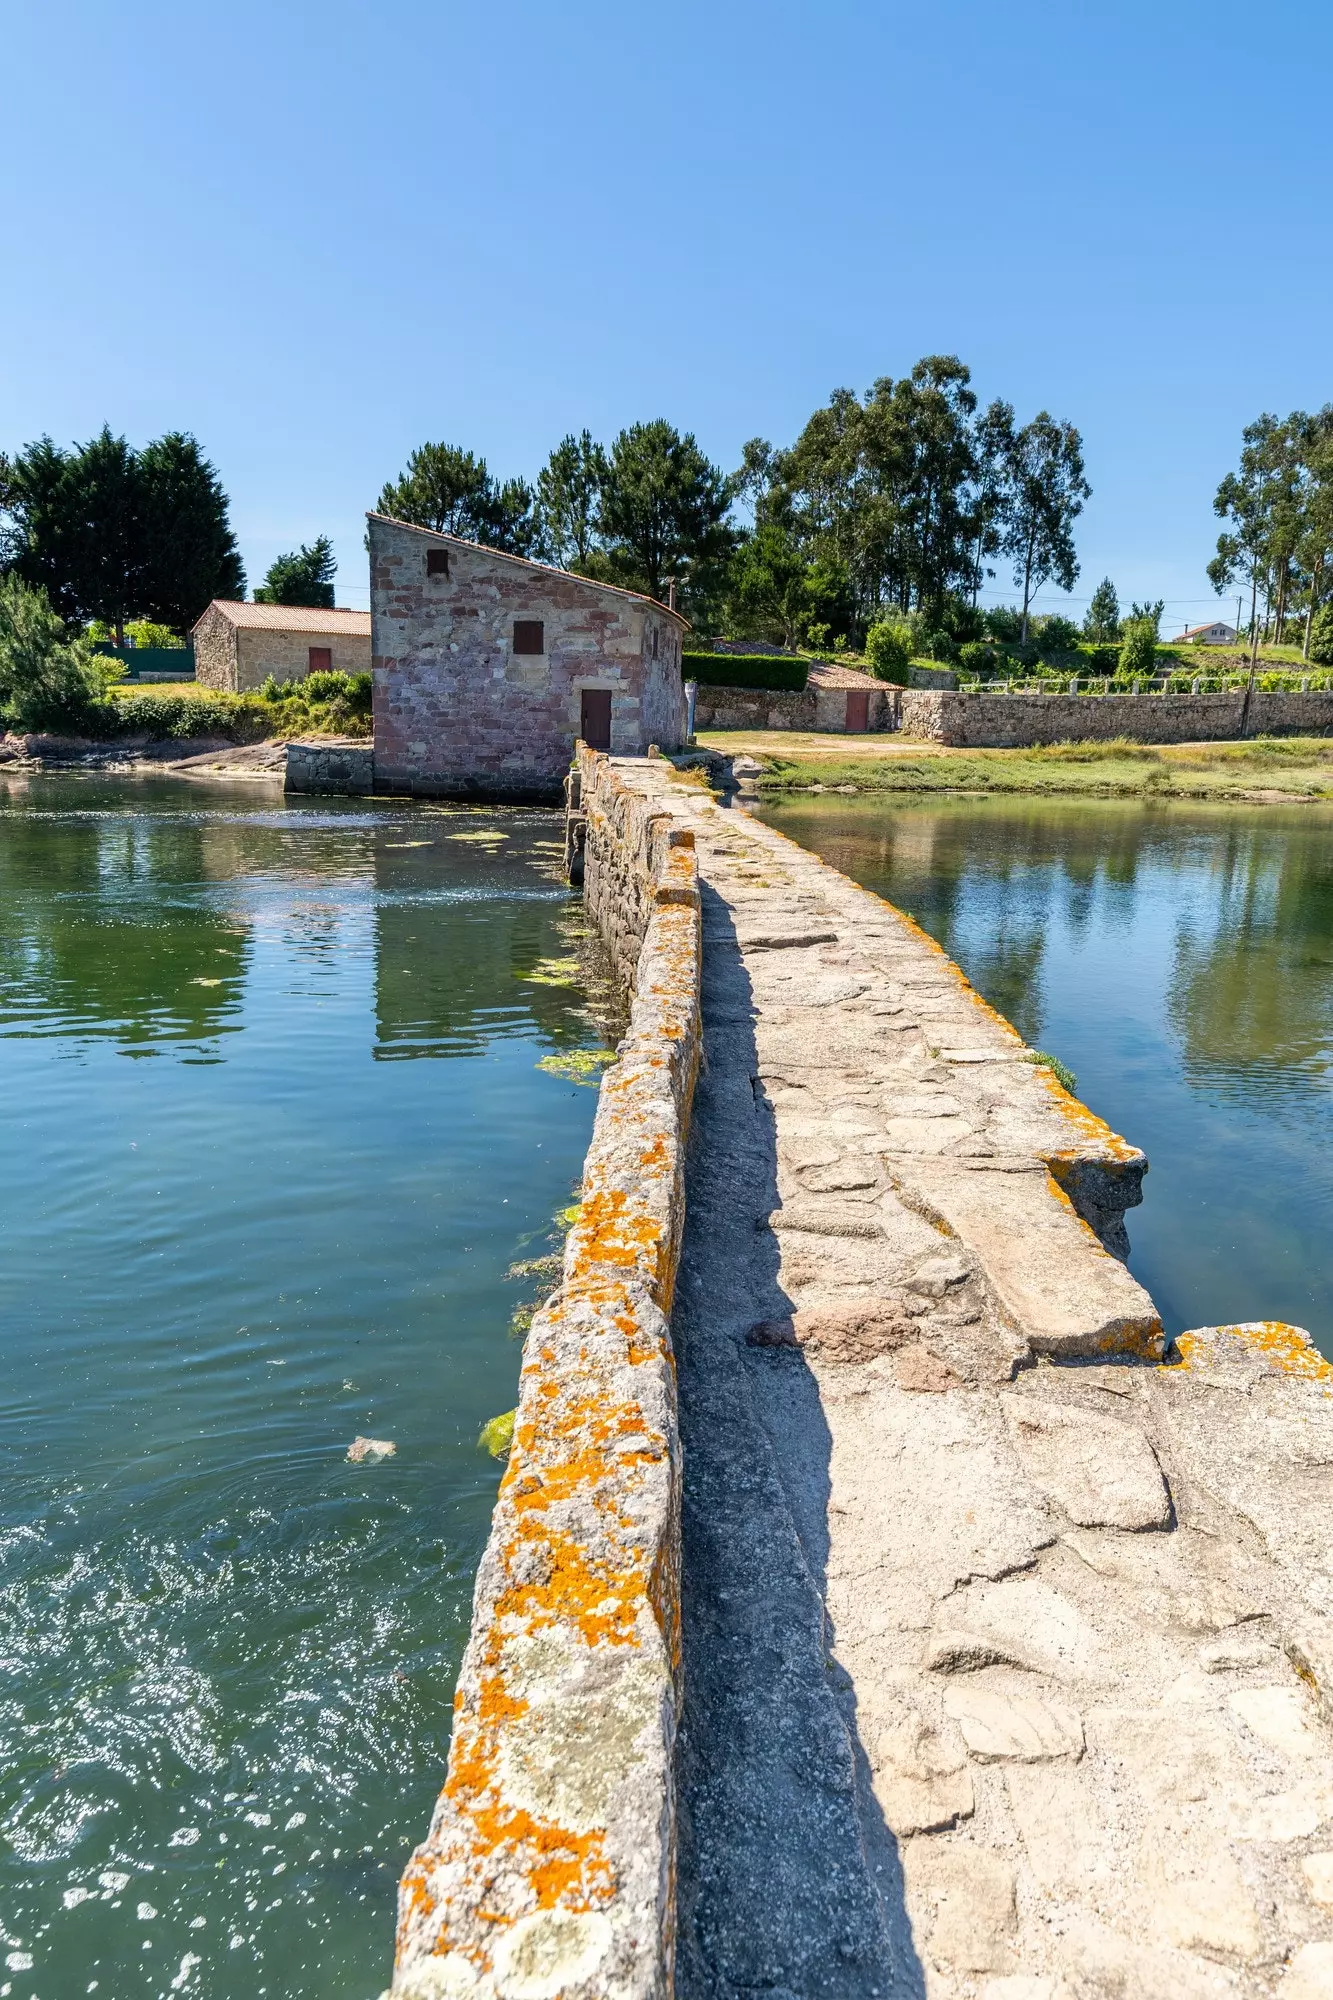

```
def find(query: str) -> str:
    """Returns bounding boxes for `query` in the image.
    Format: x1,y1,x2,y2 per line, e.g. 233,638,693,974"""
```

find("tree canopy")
255,535,337,608
376,444,537,556
372,363,1090,641
0,428,244,639
1209,407,1333,659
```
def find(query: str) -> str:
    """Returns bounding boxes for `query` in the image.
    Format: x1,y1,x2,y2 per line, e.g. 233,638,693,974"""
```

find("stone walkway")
647,766,1333,2000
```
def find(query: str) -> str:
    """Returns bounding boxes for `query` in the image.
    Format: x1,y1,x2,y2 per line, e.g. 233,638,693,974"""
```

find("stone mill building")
367,513,689,800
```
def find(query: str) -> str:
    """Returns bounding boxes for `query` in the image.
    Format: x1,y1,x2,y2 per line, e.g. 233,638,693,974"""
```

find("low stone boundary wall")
692,682,893,733
284,739,373,794
388,750,701,2000
898,686,1333,746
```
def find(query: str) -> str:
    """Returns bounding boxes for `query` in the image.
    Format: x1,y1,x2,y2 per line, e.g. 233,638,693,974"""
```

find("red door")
580,689,612,750
845,690,870,731
308,646,332,674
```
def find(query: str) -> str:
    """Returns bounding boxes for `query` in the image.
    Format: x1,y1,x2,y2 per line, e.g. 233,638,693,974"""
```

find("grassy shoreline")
696,729,1333,802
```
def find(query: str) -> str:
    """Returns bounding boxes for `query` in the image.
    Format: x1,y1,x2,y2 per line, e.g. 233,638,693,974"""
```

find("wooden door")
845,690,870,732
308,646,332,674
580,689,612,751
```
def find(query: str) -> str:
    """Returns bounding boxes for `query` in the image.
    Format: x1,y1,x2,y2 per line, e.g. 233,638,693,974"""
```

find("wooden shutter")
513,619,545,655
308,646,333,674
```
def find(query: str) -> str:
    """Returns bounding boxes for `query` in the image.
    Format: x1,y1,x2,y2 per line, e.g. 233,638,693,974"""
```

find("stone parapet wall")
283,740,373,795
389,751,701,2000
899,686,1333,746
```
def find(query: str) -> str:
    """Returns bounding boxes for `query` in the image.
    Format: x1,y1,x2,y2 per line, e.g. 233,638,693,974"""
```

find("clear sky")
4,0,1329,630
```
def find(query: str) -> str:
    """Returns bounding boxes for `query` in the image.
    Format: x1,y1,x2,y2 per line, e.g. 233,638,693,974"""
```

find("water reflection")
759,794,1333,1347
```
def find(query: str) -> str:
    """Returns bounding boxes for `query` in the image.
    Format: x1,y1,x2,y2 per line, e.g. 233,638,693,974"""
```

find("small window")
427,548,449,576
308,646,332,674
651,626,659,659
513,619,544,655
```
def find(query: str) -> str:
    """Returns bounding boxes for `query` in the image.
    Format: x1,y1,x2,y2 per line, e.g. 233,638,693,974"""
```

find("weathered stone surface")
746,1298,914,1361
943,1683,1084,1762
451,757,1333,2000
905,1841,1016,1972
1000,1393,1172,1529
1279,1942,1333,1998
389,755,701,2000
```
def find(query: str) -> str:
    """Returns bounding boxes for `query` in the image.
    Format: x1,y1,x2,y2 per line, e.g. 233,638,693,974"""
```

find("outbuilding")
368,514,689,800
192,601,372,692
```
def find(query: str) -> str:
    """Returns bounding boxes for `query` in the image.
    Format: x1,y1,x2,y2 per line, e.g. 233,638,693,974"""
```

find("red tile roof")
195,602,371,636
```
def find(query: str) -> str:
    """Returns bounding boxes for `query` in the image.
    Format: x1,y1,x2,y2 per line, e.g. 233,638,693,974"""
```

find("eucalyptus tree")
1000,414,1091,640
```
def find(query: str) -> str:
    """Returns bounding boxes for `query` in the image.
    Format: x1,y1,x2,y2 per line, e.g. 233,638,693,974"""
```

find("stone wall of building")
235,623,371,692
191,605,237,690
899,686,1333,746
283,740,373,795
370,516,688,802
389,751,699,2000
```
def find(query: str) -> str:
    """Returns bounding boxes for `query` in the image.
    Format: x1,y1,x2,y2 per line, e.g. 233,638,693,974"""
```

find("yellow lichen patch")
1176,1321,1333,1383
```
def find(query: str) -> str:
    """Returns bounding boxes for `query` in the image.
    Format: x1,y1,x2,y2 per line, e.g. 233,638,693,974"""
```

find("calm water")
0,776,613,2000
759,795,1333,1354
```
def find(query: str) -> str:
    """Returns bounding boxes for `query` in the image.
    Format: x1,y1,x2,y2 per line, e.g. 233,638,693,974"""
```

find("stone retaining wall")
899,686,1333,746
283,740,374,794
692,683,897,733
388,750,701,2000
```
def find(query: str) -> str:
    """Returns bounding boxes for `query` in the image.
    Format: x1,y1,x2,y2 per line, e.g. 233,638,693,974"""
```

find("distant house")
1175,621,1238,646
368,514,689,801
192,601,372,692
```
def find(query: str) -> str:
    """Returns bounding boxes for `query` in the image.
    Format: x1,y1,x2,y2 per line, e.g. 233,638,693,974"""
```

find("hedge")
682,651,808,692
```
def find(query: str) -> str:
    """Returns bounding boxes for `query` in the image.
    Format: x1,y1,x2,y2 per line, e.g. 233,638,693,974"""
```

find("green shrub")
958,641,999,679
984,606,1025,644
1117,620,1158,679
0,575,110,732
864,621,912,684
921,628,960,665
1036,614,1082,653
1082,644,1120,673
682,651,808,691
108,689,267,740
1310,606,1333,667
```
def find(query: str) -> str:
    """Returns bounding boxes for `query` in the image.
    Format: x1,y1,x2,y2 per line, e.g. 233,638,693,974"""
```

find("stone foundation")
283,740,374,794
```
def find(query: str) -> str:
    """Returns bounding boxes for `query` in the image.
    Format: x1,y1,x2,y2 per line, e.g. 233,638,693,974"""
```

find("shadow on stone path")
672,882,925,2000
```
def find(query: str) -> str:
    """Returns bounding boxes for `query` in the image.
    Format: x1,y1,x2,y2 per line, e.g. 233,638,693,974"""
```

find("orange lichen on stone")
1176,1320,1333,1384
391,751,699,1996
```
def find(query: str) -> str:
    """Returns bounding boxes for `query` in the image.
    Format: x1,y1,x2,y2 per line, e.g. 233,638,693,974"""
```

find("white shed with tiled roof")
191,600,372,691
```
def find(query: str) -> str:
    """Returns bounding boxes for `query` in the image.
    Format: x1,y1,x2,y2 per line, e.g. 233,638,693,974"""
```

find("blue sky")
4,0,1329,629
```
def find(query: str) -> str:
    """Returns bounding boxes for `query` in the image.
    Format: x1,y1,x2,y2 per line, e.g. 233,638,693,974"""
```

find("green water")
0,776,612,2000
759,794,1333,1354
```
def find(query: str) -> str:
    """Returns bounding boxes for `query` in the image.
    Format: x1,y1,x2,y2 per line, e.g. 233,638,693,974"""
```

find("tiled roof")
806,660,882,689
195,602,371,636
366,515,692,629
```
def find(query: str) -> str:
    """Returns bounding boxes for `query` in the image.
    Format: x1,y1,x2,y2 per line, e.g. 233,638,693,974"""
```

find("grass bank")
695,729,1333,801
